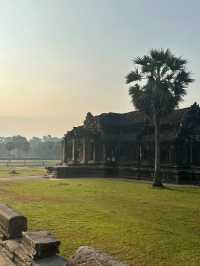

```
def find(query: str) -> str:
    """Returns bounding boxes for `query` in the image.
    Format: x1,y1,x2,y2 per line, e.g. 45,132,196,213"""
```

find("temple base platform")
47,164,200,185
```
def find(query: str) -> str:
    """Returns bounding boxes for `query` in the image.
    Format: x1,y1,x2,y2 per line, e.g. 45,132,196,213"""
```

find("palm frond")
175,70,194,85
134,55,152,66
126,68,142,84
160,65,170,77
142,64,154,74
150,48,168,62
168,56,187,71
164,49,172,58
128,84,141,96
129,84,153,114
166,72,175,81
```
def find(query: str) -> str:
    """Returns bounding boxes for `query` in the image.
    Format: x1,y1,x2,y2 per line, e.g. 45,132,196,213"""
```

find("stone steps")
0,204,67,266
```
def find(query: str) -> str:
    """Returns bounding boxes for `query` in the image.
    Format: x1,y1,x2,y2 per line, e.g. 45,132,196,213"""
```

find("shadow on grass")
162,184,200,194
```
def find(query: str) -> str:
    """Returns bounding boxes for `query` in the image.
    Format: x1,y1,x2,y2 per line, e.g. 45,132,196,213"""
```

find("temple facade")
52,103,200,184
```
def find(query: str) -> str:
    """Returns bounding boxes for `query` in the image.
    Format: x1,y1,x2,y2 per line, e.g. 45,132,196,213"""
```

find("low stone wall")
0,204,129,266
47,164,200,185
47,165,117,179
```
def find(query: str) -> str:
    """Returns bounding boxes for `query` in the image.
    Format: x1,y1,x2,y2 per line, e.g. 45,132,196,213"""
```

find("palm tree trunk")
153,117,162,187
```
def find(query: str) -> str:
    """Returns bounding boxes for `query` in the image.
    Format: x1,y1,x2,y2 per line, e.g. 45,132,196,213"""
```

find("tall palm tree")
126,49,194,186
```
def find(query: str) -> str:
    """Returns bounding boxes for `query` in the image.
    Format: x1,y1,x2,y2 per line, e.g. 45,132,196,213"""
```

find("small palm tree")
126,49,194,186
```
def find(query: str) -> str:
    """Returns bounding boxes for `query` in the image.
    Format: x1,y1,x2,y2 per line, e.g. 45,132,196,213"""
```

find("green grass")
0,178,199,266
0,166,46,178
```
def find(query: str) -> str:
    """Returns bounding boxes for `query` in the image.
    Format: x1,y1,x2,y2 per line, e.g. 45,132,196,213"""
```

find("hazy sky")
0,0,199,138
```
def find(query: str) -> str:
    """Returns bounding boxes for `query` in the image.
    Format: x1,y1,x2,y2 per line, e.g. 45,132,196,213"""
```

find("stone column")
190,141,193,164
72,138,76,162
63,138,66,163
82,138,87,164
139,144,142,161
102,143,106,162
93,142,96,162
168,145,171,163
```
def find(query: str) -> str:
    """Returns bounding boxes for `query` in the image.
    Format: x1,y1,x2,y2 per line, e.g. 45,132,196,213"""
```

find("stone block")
0,251,16,266
68,246,129,266
2,239,32,264
22,231,60,259
0,204,27,239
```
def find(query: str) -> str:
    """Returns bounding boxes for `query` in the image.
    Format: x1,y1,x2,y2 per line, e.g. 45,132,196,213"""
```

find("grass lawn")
0,178,199,266
0,166,46,178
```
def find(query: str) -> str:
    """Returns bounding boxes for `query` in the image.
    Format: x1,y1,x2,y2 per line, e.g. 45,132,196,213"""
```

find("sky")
0,0,199,138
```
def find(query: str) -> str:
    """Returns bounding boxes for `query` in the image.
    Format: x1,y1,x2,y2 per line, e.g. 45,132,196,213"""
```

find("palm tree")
126,49,194,187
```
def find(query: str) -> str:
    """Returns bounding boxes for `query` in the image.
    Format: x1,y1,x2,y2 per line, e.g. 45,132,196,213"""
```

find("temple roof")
94,107,190,128
66,104,199,141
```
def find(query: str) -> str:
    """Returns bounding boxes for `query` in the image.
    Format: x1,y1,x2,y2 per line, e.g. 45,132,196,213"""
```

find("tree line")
0,135,62,160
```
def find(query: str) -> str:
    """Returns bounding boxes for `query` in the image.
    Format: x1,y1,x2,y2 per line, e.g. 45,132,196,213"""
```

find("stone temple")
51,103,200,184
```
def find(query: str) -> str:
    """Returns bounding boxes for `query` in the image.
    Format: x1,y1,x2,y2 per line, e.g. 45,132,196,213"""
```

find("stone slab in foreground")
0,204,27,240
22,231,60,259
68,246,129,266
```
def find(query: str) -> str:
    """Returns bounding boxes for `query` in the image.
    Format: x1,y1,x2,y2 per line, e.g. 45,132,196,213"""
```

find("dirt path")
0,175,45,182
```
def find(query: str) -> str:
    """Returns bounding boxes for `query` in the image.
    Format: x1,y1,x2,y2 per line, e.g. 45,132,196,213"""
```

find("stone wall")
47,163,200,185
0,204,129,266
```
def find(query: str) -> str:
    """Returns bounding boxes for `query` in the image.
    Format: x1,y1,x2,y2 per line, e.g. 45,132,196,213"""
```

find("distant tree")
126,49,194,187
1,135,62,160
5,136,30,158
29,135,62,159
0,137,9,157
13,136,30,156
5,141,15,157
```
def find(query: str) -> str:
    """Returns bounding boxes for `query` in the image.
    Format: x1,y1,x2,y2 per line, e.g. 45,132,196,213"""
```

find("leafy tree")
5,136,30,158
29,136,62,159
5,141,15,157
126,49,194,186
13,136,30,153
